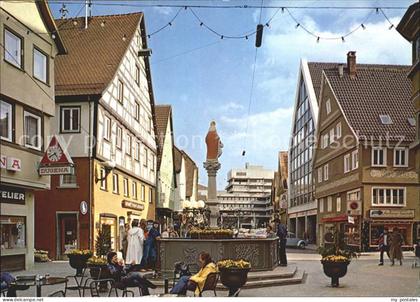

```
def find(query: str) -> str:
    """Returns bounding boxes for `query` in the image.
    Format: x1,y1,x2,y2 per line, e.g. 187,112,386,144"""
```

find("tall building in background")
288,60,339,243
0,1,66,270
226,163,274,195
272,152,288,224
219,164,274,228
34,13,158,259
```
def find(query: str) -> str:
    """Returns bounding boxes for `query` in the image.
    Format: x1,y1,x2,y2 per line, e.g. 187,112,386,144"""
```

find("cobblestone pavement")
7,250,420,297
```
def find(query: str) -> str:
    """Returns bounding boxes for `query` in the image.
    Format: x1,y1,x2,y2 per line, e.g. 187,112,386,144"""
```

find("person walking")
389,227,404,266
276,222,288,266
126,220,144,265
378,228,390,266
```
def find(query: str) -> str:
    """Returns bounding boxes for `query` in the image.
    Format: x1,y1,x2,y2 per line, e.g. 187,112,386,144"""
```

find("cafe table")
12,276,68,297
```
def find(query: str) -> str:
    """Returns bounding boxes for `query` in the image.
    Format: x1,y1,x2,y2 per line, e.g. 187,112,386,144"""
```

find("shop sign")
0,186,25,204
122,200,144,211
348,216,355,224
80,201,88,215
0,155,21,172
347,200,361,215
370,209,415,219
39,136,74,175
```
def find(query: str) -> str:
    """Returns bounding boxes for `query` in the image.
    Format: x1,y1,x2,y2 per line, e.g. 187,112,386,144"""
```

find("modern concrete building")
34,13,158,259
0,0,66,270
288,60,339,243
313,52,418,251
225,163,274,195
155,105,176,228
397,0,420,244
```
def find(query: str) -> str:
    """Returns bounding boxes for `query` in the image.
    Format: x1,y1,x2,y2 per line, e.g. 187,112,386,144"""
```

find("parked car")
285,232,308,249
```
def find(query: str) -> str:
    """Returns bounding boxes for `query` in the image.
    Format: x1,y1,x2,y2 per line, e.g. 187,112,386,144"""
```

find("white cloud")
220,102,245,112
153,7,174,16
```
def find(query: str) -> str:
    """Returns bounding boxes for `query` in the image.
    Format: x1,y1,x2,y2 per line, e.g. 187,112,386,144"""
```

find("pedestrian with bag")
277,222,288,266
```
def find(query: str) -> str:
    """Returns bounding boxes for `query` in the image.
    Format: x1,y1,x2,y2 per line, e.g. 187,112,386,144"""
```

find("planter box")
321,261,350,287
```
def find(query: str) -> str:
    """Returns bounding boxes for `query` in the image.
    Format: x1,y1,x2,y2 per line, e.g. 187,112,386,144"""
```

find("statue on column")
204,121,222,227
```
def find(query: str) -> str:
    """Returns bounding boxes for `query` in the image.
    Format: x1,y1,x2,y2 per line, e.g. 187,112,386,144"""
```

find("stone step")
247,266,297,281
234,269,305,289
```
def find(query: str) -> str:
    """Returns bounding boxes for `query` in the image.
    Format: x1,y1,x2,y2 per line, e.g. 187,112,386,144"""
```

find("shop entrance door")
57,213,78,259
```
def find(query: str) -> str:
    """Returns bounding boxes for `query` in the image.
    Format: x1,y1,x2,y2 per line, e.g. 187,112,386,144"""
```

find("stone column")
204,160,221,228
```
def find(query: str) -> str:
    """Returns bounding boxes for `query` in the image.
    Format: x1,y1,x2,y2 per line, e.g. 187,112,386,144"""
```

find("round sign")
80,201,88,215
350,201,359,210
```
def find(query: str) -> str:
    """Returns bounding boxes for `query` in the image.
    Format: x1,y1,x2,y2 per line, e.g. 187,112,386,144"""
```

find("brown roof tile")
181,151,198,198
173,146,183,173
323,64,415,142
155,105,172,168
55,13,142,96
308,62,340,102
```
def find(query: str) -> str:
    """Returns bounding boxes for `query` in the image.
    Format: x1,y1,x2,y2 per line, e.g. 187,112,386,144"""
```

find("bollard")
164,278,169,294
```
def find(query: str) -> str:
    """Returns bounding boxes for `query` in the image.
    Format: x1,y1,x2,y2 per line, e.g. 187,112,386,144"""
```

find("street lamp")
95,160,116,183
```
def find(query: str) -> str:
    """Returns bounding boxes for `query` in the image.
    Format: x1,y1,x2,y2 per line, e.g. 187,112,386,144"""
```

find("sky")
49,0,414,190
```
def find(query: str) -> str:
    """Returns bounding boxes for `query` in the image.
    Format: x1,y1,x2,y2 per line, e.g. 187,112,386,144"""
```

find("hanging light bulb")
51,33,56,39
281,7,284,13
361,24,366,30
122,34,127,41
100,21,106,27
200,22,203,26
341,36,345,42
73,20,78,26
376,7,379,14
317,37,320,43
242,150,246,156
245,36,248,40
388,24,394,30
221,35,224,39
295,23,300,29
168,22,172,26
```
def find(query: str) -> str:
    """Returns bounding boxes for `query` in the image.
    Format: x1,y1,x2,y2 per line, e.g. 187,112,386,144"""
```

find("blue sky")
50,0,414,190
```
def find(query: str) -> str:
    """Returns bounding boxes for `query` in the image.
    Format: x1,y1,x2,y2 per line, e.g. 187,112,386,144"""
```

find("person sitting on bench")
106,251,156,295
170,251,216,296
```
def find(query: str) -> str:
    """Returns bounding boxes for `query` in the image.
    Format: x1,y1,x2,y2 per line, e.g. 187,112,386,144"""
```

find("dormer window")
379,114,392,125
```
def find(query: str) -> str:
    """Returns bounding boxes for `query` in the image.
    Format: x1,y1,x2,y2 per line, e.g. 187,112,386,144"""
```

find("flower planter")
219,267,250,296
68,254,92,275
321,260,350,287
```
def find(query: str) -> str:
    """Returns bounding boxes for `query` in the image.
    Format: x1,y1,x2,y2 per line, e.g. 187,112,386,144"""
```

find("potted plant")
65,249,93,275
318,228,357,287
217,259,251,296
87,256,108,279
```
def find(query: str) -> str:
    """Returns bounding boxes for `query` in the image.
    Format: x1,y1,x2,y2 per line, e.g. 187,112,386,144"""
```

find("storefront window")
0,216,26,249
344,217,360,247
370,223,411,246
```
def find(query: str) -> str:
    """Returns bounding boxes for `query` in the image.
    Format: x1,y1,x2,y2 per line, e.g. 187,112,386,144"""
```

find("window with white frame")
351,150,359,170
394,148,408,167
329,128,335,144
123,178,129,197
4,29,22,68
336,122,342,139
323,134,329,149
60,173,77,187
104,116,111,141
61,107,80,133
144,148,148,167
327,196,332,212
318,168,322,183
24,111,41,150
336,197,341,212
126,134,132,156
112,173,119,194
372,187,405,206
0,101,13,141
135,65,140,86
149,188,153,204
326,99,331,115
134,102,140,121
132,181,137,199
100,168,107,190
347,189,360,201
117,80,124,103
323,164,329,181
319,198,324,213
344,154,351,173
116,126,122,149
141,185,145,201
33,48,48,83
134,141,140,161
372,147,386,166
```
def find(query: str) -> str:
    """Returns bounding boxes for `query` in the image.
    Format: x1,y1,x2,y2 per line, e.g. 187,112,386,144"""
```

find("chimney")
338,64,344,78
347,51,357,79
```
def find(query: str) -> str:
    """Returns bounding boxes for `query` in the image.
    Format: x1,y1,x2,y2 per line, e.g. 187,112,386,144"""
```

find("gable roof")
37,1,66,54
308,62,340,102
323,64,415,142
54,13,142,96
155,105,172,169
173,146,183,173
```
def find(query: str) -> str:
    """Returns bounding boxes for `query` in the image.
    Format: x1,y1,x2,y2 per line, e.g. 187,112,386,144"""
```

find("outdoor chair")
48,290,66,297
189,272,218,297
1,288,7,297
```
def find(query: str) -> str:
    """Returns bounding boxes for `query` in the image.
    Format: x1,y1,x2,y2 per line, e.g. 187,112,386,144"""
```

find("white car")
285,232,308,249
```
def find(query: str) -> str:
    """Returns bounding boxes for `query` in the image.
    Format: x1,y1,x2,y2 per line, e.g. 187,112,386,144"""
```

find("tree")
95,227,111,257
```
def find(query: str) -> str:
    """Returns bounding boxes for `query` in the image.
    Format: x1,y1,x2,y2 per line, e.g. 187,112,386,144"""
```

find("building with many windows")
0,0,66,270
225,163,274,195
288,60,339,244
34,13,158,259
313,52,418,251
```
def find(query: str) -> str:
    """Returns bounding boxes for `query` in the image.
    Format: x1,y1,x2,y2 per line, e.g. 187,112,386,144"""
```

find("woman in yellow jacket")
170,251,217,296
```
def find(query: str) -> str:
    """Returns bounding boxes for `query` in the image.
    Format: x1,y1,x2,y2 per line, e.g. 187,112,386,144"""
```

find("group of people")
121,220,161,271
268,217,288,267
378,227,405,266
